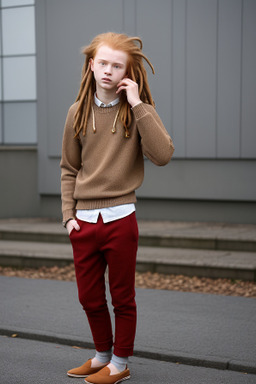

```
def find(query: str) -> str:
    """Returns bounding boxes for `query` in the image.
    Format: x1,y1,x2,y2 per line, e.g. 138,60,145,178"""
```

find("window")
0,0,37,145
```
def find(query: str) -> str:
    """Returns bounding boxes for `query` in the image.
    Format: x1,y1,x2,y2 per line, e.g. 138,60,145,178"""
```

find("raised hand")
116,78,142,108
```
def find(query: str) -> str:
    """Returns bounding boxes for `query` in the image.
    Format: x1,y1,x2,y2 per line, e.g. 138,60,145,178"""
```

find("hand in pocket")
66,220,80,235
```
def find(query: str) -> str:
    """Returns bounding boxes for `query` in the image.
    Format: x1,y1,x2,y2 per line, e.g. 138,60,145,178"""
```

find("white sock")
108,354,128,374
91,349,112,368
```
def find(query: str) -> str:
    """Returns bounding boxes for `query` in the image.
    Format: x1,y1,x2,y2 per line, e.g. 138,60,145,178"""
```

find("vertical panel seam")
45,0,51,157
184,0,187,158
239,0,244,159
170,0,174,139
0,5,4,143
122,0,125,32
134,0,137,36
215,0,219,159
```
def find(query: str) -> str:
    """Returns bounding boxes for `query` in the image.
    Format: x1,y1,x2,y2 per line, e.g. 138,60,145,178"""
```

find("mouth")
102,78,112,82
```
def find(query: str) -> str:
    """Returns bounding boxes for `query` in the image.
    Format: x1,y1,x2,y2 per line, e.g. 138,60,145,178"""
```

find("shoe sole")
67,372,88,378
84,375,130,384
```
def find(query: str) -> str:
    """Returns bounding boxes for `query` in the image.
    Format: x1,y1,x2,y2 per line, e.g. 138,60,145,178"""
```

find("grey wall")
0,147,40,218
35,0,256,223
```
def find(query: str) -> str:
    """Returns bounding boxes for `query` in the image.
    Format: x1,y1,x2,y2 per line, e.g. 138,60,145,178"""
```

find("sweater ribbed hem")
75,192,137,210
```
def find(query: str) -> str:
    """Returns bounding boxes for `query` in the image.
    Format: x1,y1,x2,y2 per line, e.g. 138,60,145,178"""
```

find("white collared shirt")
94,93,120,108
76,94,135,224
76,204,135,224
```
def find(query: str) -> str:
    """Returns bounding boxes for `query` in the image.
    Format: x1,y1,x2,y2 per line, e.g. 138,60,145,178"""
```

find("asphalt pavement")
1,336,256,384
0,275,256,383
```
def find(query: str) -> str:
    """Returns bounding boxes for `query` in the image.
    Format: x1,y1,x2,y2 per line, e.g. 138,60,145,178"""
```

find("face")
90,45,128,93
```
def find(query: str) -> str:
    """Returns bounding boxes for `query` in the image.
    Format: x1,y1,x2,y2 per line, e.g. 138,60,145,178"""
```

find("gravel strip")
0,264,255,298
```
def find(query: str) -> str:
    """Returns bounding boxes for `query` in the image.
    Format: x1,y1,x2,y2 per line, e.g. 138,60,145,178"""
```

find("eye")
99,62,105,66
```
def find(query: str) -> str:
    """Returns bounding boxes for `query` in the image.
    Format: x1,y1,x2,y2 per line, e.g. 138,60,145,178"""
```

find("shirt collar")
94,93,120,108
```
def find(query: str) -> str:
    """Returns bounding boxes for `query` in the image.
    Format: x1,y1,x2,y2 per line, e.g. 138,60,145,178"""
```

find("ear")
89,58,94,72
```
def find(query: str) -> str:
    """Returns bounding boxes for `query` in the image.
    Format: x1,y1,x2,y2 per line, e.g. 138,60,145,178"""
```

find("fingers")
66,219,80,235
116,85,125,94
116,78,141,107
73,220,80,231
117,78,138,89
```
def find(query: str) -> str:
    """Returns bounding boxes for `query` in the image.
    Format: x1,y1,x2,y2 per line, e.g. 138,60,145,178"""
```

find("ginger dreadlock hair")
73,32,155,138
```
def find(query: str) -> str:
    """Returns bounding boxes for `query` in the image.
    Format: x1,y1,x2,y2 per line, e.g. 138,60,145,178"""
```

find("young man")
60,32,174,384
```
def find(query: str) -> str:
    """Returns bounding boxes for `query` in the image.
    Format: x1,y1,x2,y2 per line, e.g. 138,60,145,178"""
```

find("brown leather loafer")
67,359,109,378
84,366,130,384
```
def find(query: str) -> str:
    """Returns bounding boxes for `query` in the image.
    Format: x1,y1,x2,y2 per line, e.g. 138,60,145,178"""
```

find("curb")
1,327,255,375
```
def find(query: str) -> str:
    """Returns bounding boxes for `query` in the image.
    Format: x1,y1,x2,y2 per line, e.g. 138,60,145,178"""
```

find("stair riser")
1,254,255,281
136,262,256,281
1,231,256,252
0,255,72,269
0,232,70,244
139,237,256,252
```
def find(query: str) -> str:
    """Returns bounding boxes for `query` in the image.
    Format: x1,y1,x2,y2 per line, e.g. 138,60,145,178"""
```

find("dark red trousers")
69,213,138,357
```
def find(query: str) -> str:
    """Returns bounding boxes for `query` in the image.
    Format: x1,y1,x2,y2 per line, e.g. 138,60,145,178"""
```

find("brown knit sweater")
60,102,174,221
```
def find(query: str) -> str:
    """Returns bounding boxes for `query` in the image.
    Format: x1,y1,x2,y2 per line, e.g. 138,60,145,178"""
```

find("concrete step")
0,240,255,281
0,219,256,252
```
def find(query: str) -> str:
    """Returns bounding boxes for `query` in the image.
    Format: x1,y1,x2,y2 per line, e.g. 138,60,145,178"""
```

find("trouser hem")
94,341,113,353
113,346,134,357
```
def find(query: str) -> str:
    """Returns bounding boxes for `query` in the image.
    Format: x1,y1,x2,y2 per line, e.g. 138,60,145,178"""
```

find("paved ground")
0,275,256,384
0,219,256,382
1,336,256,384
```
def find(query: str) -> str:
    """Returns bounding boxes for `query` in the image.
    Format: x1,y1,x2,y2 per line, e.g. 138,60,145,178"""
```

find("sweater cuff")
62,209,76,222
131,102,149,120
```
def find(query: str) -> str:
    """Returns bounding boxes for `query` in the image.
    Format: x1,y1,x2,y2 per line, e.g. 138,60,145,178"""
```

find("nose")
104,64,112,75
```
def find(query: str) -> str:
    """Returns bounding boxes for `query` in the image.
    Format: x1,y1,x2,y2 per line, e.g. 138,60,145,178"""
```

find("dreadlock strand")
74,70,94,136
124,104,132,138
144,84,155,106
82,100,90,136
139,64,154,105
75,62,90,102
135,51,155,74
83,85,94,136
119,103,128,137
130,65,136,82
74,92,87,135
126,36,143,50
137,67,144,95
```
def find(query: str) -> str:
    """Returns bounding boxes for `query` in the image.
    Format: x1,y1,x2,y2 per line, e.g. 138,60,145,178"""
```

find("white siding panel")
241,0,256,158
186,0,218,158
217,0,242,158
123,0,137,35
172,0,186,157
136,0,172,135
